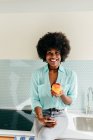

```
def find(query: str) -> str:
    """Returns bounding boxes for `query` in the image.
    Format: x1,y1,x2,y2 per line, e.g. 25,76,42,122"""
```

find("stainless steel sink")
73,116,93,132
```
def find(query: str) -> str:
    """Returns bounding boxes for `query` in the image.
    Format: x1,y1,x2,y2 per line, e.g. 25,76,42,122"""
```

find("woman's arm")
35,106,57,127
35,106,43,119
60,94,72,105
51,71,78,105
51,90,72,105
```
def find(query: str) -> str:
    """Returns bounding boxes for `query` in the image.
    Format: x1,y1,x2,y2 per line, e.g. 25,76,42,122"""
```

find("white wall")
0,12,93,60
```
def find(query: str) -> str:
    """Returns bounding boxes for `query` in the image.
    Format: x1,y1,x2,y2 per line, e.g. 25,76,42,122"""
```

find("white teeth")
50,59,56,62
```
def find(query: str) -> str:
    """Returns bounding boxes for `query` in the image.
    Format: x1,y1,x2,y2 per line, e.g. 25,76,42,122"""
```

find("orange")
52,83,62,94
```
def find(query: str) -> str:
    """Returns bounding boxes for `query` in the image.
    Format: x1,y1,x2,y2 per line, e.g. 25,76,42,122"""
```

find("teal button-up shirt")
30,64,77,111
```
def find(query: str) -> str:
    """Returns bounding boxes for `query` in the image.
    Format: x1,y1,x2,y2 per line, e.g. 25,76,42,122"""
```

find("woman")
30,32,77,140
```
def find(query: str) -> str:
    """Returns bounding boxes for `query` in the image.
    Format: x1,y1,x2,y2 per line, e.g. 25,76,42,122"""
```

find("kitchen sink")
73,116,93,132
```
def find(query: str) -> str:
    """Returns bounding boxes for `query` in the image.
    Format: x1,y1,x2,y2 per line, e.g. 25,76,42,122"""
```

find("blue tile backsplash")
0,60,93,111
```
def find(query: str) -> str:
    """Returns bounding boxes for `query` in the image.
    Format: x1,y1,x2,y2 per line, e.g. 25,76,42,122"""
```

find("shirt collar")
59,64,65,72
44,64,65,72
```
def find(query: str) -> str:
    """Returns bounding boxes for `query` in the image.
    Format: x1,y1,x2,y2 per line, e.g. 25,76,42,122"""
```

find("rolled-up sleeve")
30,72,42,111
67,71,78,103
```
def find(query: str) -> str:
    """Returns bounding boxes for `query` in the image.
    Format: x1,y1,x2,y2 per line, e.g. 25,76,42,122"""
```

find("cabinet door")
0,137,14,140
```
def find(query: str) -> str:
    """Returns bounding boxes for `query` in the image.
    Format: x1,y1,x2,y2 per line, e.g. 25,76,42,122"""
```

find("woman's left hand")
51,90,64,97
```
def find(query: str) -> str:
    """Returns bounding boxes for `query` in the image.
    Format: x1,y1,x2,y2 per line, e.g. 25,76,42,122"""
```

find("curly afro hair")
36,32,71,62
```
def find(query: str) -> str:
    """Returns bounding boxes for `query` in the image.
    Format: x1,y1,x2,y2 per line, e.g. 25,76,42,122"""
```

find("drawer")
0,137,14,140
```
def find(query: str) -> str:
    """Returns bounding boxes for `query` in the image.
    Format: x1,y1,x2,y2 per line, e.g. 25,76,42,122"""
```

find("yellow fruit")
52,83,62,94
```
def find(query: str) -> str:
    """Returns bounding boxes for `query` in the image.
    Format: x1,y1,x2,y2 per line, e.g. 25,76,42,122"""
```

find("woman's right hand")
35,107,56,127
38,116,57,128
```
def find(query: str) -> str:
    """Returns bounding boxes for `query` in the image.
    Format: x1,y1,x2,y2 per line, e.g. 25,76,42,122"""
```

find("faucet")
86,87,93,114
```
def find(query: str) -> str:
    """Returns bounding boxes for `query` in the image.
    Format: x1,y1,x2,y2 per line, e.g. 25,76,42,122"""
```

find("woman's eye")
46,51,60,55
56,51,60,55
47,52,51,55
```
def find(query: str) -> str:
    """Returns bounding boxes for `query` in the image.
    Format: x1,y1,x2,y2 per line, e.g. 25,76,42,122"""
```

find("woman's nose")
51,53,56,57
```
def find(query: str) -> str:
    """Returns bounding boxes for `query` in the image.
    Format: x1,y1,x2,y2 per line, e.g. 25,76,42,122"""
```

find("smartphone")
45,119,56,123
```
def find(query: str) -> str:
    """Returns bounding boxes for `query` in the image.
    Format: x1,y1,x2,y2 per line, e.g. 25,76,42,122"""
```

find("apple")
51,83,62,94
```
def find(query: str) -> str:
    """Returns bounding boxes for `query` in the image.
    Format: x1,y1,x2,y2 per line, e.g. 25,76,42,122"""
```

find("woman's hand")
51,90,64,97
38,116,57,128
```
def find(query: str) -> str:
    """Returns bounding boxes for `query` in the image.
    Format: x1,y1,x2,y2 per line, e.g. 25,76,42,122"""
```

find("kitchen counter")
0,110,93,139
0,109,34,137
62,111,93,139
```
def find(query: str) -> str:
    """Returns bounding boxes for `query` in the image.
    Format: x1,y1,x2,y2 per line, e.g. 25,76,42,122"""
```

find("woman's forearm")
60,94,72,105
35,106,43,119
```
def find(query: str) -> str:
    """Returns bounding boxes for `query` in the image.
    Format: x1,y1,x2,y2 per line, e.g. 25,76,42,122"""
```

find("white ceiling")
0,0,93,13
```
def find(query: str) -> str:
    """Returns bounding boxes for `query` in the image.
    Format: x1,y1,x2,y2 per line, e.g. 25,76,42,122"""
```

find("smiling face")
46,48,61,69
